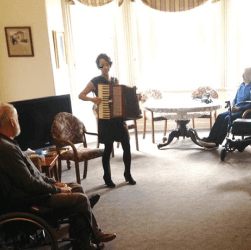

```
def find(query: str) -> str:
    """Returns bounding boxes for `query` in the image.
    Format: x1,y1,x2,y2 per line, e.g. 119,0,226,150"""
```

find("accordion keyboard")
98,84,110,119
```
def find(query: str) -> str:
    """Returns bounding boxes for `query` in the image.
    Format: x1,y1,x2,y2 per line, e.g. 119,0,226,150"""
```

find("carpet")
61,130,251,250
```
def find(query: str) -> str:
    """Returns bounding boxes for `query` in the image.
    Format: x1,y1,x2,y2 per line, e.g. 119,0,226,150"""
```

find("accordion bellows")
98,84,142,120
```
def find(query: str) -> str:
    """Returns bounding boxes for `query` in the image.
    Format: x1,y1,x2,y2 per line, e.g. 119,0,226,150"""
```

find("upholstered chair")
140,89,169,143
51,112,104,184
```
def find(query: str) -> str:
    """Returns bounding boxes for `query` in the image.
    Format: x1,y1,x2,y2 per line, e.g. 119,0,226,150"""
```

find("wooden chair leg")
49,169,53,179
67,160,71,169
164,119,167,136
192,118,195,129
75,161,81,184
117,142,120,148
58,157,62,182
210,112,213,129
83,160,88,179
151,111,155,143
134,120,139,151
53,162,59,182
111,145,114,158
143,110,147,139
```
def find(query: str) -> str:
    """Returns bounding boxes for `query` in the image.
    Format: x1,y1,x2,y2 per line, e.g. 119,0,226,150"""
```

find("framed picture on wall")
5,26,34,57
52,31,67,69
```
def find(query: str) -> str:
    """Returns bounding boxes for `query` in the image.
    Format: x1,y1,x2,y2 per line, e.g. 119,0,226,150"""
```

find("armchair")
51,112,104,184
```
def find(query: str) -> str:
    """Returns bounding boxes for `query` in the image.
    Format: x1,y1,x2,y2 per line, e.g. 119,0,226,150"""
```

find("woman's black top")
91,76,129,144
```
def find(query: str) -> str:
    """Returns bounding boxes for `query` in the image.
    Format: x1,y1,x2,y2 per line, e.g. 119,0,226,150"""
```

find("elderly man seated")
198,67,251,149
0,103,116,250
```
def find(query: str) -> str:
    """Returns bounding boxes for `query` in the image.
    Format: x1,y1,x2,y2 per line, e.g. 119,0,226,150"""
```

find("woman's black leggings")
102,139,131,178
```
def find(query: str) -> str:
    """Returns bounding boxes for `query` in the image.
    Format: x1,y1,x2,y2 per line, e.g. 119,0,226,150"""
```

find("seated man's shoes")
89,242,105,250
201,137,212,143
94,231,117,243
198,140,217,148
89,194,100,209
198,137,218,148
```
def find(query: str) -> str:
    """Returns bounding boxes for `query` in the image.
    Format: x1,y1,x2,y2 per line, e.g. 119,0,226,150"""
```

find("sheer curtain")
69,0,118,130
65,0,251,128
132,0,222,92
226,0,251,89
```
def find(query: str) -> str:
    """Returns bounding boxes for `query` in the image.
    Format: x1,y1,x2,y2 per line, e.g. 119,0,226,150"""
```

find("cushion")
232,118,251,136
60,147,104,162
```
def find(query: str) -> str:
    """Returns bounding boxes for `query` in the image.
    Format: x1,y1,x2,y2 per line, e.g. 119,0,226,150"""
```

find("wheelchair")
0,194,102,250
220,101,251,161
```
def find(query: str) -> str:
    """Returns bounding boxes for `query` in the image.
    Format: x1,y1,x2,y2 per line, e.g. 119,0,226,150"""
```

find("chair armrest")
242,109,251,119
54,139,79,159
85,131,98,136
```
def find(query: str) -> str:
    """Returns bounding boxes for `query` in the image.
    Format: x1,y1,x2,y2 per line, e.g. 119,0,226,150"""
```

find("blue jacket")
232,82,251,111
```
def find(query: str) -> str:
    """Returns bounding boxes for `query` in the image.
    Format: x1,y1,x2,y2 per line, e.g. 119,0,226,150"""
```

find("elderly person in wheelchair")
0,103,116,250
198,67,251,149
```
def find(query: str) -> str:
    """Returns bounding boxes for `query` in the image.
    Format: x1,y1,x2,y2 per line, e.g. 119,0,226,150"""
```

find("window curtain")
65,0,251,108
68,0,119,129
225,0,251,89
141,0,208,12
77,0,114,7
132,0,222,92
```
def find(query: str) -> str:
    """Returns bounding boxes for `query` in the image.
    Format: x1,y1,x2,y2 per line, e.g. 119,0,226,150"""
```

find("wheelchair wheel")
0,212,58,249
221,149,227,161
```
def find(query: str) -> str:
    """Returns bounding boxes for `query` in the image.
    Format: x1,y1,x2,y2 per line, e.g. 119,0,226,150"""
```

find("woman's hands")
78,81,102,104
92,97,102,105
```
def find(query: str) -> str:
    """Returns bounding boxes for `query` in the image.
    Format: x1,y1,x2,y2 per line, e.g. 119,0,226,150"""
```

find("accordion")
97,84,142,120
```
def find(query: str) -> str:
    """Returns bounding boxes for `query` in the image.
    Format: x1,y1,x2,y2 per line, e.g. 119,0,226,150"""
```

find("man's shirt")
0,133,60,201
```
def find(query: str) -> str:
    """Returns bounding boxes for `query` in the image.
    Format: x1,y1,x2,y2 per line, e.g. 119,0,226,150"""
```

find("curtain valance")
77,0,114,7
141,0,219,12
74,0,220,9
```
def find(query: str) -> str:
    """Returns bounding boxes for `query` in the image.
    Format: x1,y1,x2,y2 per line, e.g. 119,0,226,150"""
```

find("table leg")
157,120,202,149
157,130,181,149
186,129,201,147
188,128,202,141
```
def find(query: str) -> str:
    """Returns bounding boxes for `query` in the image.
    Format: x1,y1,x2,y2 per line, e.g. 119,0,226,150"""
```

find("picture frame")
5,26,34,57
52,31,67,69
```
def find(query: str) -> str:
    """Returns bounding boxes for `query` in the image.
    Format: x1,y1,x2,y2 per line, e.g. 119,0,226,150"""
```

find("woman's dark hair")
95,53,113,69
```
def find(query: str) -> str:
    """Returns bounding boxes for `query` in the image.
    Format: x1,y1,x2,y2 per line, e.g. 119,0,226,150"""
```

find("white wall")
0,0,70,103
45,0,71,96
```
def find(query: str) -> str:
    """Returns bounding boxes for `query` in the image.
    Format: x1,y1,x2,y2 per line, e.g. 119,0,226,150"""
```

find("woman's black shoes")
103,174,136,187
103,176,116,188
124,173,136,185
